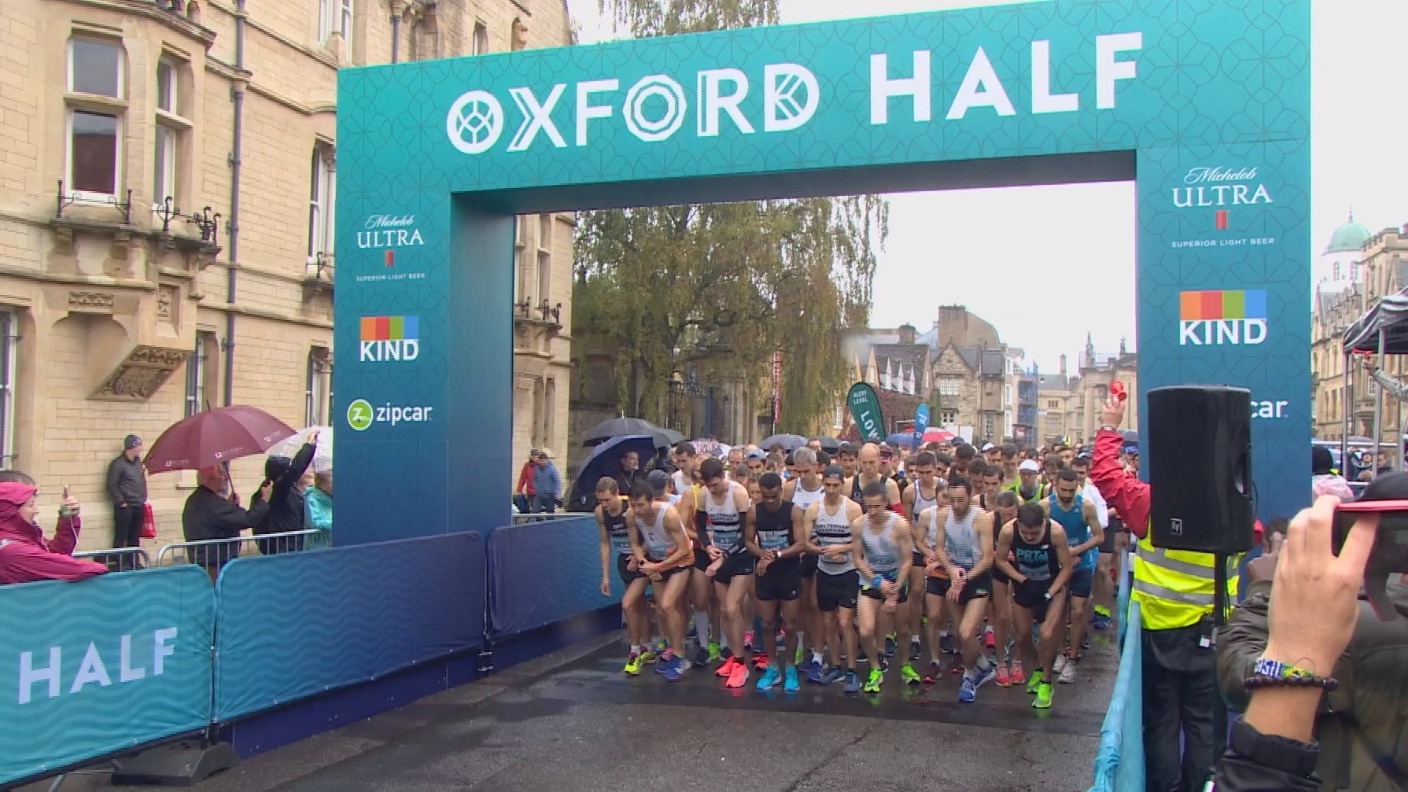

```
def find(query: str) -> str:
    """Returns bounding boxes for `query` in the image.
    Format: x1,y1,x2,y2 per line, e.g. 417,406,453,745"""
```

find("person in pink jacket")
0,476,107,585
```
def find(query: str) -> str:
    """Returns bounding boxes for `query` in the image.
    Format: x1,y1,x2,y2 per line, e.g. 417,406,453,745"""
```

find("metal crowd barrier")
154,529,325,569
73,547,151,572
510,513,581,524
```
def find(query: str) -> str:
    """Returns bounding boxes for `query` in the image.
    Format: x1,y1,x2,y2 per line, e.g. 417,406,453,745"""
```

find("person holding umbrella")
182,465,271,581
250,430,321,553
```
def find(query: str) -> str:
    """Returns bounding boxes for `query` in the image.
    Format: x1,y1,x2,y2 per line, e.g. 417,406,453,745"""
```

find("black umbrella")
758,433,807,451
813,437,842,454
582,416,674,449
566,435,658,512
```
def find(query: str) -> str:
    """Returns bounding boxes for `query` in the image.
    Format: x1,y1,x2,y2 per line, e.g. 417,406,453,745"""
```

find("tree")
574,0,889,435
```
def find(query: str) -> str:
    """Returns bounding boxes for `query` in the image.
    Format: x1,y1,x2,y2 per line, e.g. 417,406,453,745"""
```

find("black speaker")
1147,385,1254,554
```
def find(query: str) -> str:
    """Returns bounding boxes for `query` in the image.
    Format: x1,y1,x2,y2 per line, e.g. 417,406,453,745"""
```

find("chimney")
1059,354,1067,376
897,323,916,345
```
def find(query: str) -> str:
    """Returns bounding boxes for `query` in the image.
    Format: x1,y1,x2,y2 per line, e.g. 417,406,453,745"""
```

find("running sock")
631,644,641,654
811,651,824,666
976,655,993,671
693,611,711,643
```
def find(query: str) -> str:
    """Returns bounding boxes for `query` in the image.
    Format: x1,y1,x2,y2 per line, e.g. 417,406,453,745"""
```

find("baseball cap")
981,443,996,452
1123,445,1139,455
646,469,670,496
746,448,767,461
1018,459,1041,473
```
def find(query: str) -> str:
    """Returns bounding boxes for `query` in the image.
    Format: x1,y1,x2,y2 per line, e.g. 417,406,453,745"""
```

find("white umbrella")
267,426,333,473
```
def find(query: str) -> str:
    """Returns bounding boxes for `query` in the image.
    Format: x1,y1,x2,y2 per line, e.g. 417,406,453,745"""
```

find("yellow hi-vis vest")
1131,532,1240,631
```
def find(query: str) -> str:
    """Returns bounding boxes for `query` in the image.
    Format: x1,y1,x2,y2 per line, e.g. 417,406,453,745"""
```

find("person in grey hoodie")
530,449,562,514
105,434,147,548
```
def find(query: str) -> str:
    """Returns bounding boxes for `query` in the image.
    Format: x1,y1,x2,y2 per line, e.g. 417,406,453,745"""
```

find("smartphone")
1333,500,1408,621
62,484,70,499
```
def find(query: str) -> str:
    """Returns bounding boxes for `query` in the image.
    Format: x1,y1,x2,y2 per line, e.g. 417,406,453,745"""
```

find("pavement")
40,626,1119,792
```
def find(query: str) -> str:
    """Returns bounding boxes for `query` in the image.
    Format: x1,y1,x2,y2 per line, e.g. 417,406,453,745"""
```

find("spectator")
251,431,319,554
1311,446,1354,502
182,465,271,581
305,469,332,545
615,448,642,495
532,448,562,514
105,434,147,548
0,475,107,584
515,450,537,514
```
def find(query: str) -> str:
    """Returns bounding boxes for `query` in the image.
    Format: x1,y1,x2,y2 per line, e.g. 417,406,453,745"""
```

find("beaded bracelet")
1244,673,1338,692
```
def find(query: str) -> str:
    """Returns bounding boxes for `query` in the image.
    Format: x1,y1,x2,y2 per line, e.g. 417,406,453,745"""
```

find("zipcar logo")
1179,289,1267,346
359,316,419,362
346,398,434,431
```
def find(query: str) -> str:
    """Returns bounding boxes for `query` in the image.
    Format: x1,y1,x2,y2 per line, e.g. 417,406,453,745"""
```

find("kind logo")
1178,290,1267,346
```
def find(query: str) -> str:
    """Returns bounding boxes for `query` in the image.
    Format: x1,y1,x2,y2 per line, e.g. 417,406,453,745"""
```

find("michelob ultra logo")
1178,290,1267,346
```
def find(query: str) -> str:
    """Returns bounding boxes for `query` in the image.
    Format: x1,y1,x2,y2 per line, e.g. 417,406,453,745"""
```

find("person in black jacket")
1209,496,1379,791
250,430,320,554
181,465,271,581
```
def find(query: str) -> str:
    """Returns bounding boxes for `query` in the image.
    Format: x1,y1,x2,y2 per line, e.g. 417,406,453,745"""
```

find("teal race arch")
334,0,1310,544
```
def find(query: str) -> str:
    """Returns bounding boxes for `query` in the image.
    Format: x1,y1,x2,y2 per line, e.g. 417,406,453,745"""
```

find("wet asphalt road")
72,627,1118,792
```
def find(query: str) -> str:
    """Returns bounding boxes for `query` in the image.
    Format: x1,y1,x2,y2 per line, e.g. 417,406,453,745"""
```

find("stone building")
1037,355,1083,445
918,306,1008,443
1074,336,1139,441
840,324,931,437
1311,221,1408,441
0,0,573,548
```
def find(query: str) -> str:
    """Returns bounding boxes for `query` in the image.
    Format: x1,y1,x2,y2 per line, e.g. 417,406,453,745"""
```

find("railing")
154,529,326,568
510,513,581,525
73,547,151,572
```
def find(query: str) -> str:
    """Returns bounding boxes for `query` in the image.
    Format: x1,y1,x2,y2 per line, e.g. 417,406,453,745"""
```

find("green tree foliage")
574,0,889,435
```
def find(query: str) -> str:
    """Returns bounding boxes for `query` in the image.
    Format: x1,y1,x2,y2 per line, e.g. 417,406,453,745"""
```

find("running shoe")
661,656,691,682
783,665,801,693
909,638,922,662
939,633,956,654
655,651,676,675
716,656,740,678
958,672,977,703
794,645,805,665
1092,613,1113,631
1025,669,1044,694
798,657,821,676
624,653,642,676
1009,660,1026,686
693,645,710,666
843,671,861,694
638,650,658,665
951,663,963,676
884,634,898,657
1081,635,1091,651
655,638,668,654
756,665,782,691
810,665,842,686
922,661,943,685
744,631,756,651
725,659,750,689
753,652,770,670
1032,681,1054,709
973,662,997,691
857,647,869,664
899,663,922,685
1058,657,1077,685
1052,654,1069,677
995,663,1011,688
707,641,722,663
863,667,883,694
983,625,995,650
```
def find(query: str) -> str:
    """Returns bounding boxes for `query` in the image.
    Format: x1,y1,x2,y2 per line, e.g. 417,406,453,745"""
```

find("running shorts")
815,570,859,612
712,551,755,584
1100,517,1121,553
755,561,802,602
616,553,642,585
1012,578,1055,622
1068,567,1094,599
926,571,992,604
800,552,818,578
860,572,910,604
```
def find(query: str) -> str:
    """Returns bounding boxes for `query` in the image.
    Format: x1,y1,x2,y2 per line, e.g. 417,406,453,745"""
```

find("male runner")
999,444,1020,487
672,442,700,495
697,457,755,689
986,489,1023,687
1068,455,1115,630
628,482,695,682
804,466,864,692
1041,468,1103,684
965,460,988,505
1014,459,1044,504
951,443,976,477
926,477,997,702
782,448,826,675
995,501,1074,709
835,443,859,479
982,442,1002,468
595,478,650,674
745,472,806,692
900,451,941,671
674,471,720,665
848,443,902,510
1040,453,1065,497
981,466,1005,512
852,481,915,694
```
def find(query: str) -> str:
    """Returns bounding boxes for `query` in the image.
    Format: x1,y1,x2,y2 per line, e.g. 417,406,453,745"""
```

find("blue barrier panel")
214,532,485,722
0,567,214,787
488,516,621,638
1089,601,1146,792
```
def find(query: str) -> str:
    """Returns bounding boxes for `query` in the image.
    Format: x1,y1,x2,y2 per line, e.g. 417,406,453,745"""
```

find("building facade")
1311,223,1408,442
1075,337,1139,442
1,0,572,548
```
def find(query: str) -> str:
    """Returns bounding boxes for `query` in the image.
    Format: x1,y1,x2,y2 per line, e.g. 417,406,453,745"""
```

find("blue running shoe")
940,633,956,655
756,665,782,691
884,634,898,657
843,671,861,694
798,657,821,676
783,665,801,693
958,673,977,703
661,656,691,682
973,662,997,691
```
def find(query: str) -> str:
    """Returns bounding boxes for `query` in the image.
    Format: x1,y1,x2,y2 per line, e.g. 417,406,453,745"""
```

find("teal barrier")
1089,550,1145,792
0,567,215,787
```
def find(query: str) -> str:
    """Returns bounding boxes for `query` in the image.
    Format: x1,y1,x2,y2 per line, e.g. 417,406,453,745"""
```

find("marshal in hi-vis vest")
1131,527,1240,631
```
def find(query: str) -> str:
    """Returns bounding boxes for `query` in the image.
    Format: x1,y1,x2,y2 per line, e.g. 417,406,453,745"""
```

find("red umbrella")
922,428,955,444
144,406,296,472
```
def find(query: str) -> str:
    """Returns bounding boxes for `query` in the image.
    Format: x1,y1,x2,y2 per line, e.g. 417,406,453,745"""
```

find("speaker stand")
1213,552,1230,760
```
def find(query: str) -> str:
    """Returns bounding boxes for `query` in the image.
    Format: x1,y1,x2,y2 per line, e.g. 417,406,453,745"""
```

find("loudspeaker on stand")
1147,385,1254,555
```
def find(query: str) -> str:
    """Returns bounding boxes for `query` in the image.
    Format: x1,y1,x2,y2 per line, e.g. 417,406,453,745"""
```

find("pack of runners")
594,438,1124,709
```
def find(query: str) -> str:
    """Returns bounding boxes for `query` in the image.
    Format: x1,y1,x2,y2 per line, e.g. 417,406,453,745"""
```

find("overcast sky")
564,0,1408,372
